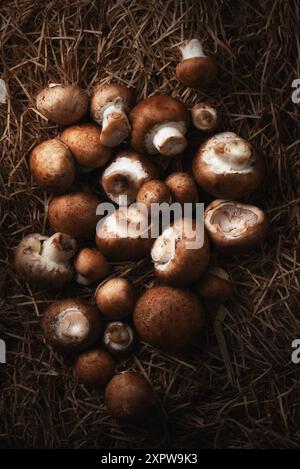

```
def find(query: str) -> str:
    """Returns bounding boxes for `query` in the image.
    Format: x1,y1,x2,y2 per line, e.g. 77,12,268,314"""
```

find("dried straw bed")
0,0,299,449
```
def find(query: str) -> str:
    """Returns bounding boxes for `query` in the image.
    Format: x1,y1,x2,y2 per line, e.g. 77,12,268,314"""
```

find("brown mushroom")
136,179,172,211
103,321,135,358
74,348,115,387
95,278,136,319
191,102,219,132
176,39,217,88
196,266,233,302
74,248,110,285
165,172,199,204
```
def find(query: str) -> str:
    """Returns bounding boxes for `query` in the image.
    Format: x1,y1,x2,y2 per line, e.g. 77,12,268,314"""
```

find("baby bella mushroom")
15,232,77,289
205,199,268,254
60,123,112,170
29,139,75,194
165,172,199,204
74,349,115,387
74,248,110,286
176,39,217,89
36,84,88,125
191,102,219,132
130,95,189,157
193,132,264,199
42,298,101,353
90,83,135,147
196,266,233,302
136,179,172,211
102,151,157,206
95,278,136,319
103,321,135,358
105,371,155,421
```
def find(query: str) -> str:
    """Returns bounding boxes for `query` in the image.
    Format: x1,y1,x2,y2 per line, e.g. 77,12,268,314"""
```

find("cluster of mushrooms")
14,39,267,422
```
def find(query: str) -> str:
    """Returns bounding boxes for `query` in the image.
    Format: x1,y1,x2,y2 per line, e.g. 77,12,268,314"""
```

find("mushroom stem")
180,39,205,59
55,309,90,344
41,233,76,264
152,124,187,156
100,104,131,147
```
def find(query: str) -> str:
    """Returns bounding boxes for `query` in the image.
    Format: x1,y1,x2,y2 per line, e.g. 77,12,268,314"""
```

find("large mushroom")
192,132,265,199
176,39,217,89
90,83,135,147
101,151,157,206
130,95,189,157
205,199,268,254
15,232,77,289
36,84,88,125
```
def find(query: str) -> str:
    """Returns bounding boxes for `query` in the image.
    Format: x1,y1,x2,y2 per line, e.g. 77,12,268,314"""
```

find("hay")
0,0,300,449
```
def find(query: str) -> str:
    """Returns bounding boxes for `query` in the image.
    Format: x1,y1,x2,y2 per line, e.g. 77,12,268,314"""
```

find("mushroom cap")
48,192,101,240
90,83,135,124
42,298,101,353
134,285,204,352
103,321,135,357
192,132,265,199
15,232,76,289
165,172,199,204
176,56,217,88
29,139,76,194
191,102,219,132
205,199,268,254
136,179,172,210
74,348,115,387
101,150,158,206
60,124,112,169
196,266,233,302
95,206,153,260
36,84,88,125
105,371,155,421
95,278,136,319
74,248,110,285
130,95,189,154
151,218,210,286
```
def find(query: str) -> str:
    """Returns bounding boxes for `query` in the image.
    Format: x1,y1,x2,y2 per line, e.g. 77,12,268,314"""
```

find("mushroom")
103,321,135,358
60,123,112,169
42,298,101,353
90,83,135,147
130,95,189,157
134,285,204,353
105,371,155,421
136,179,172,211
48,191,101,240
176,39,217,88
36,84,88,125
191,102,219,132
151,218,210,286
205,199,268,254
29,139,76,194
95,278,136,319
74,248,110,286
192,132,265,199
196,266,233,302
101,151,157,206
165,172,199,204
95,206,153,260
74,348,115,387
15,232,77,289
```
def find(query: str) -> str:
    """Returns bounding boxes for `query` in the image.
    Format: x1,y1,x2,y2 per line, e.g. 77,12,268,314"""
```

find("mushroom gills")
54,308,90,344
211,207,258,238
151,227,177,271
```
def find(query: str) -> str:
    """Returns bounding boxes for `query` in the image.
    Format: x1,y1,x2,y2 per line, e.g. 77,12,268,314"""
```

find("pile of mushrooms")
14,38,267,422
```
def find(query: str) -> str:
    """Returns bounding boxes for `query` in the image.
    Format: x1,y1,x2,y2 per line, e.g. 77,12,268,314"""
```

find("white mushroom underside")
180,39,205,59
145,121,187,155
101,207,149,238
208,266,229,280
211,207,258,239
55,309,90,344
151,227,178,271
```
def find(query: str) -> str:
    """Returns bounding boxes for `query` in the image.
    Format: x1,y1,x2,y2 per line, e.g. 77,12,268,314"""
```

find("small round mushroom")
192,132,265,199
196,267,233,302
15,232,77,289
205,199,268,254
176,39,217,89
165,172,199,204
95,278,136,319
103,321,135,358
74,348,115,387
60,123,112,170
36,84,88,125
191,102,219,132
134,286,204,353
101,151,157,206
48,191,101,240
130,95,189,157
151,218,210,286
95,206,153,260
90,83,135,147
74,248,110,286
105,371,155,421
136,179,172,211
42,298,101,353
29,139,76,194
